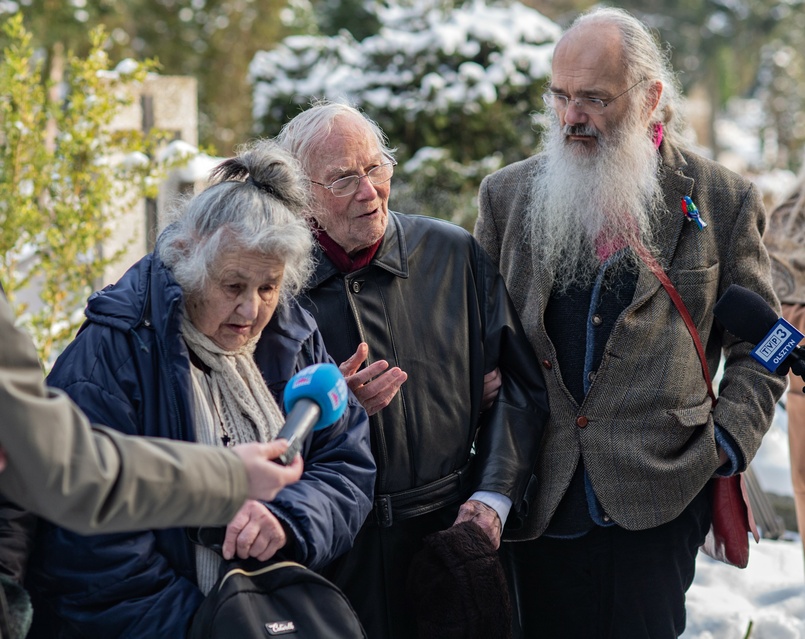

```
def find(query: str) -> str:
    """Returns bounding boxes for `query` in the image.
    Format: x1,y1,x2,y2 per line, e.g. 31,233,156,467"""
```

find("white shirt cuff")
469,490,512,527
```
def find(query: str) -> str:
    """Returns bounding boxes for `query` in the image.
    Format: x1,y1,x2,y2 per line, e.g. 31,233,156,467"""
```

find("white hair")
157,139,314,305
526,103,663,291
275,99,395,172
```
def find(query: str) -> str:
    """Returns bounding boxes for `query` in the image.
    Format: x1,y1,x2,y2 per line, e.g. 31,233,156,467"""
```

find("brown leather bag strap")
633,245,717,408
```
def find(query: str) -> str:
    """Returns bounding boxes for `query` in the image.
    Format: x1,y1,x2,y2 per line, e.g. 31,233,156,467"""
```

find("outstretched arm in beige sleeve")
0,296,301,535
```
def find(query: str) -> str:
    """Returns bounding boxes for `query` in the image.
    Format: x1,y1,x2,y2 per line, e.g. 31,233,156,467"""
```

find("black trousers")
504,489,711,639
321,504,460,639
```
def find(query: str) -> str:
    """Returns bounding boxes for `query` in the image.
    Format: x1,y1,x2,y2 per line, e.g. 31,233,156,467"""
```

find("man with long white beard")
475,7,785,638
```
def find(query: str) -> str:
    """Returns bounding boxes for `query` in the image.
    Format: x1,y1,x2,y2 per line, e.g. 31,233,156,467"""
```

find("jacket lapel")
369,211,408,278
631,141,695,304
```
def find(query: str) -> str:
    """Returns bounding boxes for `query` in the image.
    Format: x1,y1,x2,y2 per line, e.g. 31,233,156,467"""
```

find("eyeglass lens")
543,94,604,115
331,163,394,196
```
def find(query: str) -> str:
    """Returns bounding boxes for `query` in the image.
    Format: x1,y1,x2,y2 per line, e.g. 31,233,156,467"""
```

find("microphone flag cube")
751,318,805,372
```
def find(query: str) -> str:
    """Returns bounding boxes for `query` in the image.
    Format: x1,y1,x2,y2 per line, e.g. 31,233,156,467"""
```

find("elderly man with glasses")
474,7,784,638
277,100,549,638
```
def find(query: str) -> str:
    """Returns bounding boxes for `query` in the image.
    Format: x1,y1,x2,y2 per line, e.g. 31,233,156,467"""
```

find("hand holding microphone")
231,440,303,502
220,365,348,560
190,364,348,556
713,284,805,377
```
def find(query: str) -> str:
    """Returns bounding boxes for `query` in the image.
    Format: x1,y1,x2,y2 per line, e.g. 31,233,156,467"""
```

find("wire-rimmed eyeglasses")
310,159,397,198
542,79,648,116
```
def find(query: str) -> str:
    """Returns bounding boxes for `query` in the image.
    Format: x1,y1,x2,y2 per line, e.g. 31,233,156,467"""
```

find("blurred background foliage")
1,0,804,358
1,0,802,227
0,14,182,362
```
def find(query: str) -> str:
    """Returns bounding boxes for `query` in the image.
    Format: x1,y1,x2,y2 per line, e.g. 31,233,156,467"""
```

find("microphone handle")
788,347,805,380
276,398,321,466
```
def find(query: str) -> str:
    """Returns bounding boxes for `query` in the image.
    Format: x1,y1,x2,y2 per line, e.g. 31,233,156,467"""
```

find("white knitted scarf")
181,316,284,445
181,316,285,594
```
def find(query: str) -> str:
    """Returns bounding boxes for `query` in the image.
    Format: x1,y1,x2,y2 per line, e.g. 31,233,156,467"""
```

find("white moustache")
563,124,600,138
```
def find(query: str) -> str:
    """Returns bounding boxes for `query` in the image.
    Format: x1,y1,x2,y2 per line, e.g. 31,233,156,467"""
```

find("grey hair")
275,99,396,172
565,7,685,146
157,139,314,305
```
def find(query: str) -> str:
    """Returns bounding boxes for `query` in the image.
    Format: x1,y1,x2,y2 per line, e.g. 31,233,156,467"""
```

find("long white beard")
526,108,663,291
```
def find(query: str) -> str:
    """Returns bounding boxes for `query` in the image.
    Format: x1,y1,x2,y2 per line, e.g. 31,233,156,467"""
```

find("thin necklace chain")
204,373,233,447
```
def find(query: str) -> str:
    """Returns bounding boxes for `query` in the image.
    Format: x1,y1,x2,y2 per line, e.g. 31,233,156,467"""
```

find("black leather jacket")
299,212,549,527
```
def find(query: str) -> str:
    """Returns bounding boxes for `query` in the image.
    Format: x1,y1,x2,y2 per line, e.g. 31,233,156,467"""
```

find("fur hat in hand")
407,521,512,639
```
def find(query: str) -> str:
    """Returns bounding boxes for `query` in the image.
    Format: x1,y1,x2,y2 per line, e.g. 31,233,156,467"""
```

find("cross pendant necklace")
213,397,232,447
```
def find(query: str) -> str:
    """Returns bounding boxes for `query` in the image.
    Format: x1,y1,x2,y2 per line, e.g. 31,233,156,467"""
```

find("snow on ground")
682,404,805,638
683,535,804,638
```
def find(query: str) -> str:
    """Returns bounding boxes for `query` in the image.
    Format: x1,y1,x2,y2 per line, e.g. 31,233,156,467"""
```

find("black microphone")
713,284,805,377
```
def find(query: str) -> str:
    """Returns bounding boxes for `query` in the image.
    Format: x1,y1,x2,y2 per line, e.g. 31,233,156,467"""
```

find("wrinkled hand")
232,440,303,502
222,499,287,561
481,368,502,411
339,342,407,416
453,499,502,550
0,446,5,472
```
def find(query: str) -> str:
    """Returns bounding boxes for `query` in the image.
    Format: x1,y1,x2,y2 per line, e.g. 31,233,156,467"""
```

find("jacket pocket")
669,263,720,330
669,262,719,286
667,400,713,428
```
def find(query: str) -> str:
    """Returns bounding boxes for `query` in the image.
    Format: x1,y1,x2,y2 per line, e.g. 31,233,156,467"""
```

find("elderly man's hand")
481,368,502,411
339,342,408,416
453,499,502,549
232,440,303,502
222,499,287,561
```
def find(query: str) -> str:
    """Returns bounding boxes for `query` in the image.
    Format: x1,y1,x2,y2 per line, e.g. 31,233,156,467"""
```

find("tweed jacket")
475,140,786,540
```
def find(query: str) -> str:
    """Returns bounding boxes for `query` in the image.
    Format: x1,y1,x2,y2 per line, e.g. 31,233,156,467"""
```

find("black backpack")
188,559,367,638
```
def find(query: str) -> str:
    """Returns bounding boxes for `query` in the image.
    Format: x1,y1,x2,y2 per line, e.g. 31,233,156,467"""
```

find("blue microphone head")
283,363,348,431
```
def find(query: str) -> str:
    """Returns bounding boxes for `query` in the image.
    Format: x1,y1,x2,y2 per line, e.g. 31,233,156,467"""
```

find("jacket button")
350,280,363,293
576,416,588,428
542,359,552,370
587,371,596,383
591,314,602,326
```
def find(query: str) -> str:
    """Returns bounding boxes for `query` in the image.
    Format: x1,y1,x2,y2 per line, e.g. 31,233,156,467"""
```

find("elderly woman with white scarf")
26,141,375,638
